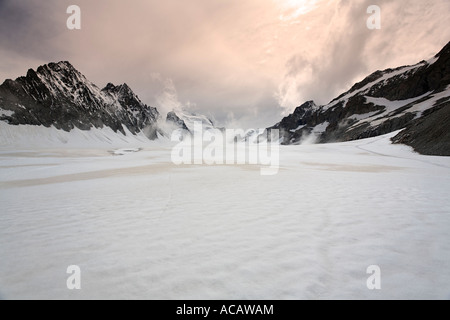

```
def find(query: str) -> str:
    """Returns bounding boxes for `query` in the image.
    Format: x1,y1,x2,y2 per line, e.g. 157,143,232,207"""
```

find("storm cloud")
1,0,449,127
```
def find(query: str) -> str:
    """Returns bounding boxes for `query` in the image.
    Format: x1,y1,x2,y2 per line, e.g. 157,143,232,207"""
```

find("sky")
0,0,449,128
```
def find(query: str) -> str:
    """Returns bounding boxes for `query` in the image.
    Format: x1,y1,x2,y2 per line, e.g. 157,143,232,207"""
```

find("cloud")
276,0,450,110
1,0,449,127
149,74,183,116
279,0,323,22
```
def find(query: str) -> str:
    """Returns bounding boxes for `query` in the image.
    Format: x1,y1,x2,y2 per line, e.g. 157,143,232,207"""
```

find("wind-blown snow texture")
0,129,449,300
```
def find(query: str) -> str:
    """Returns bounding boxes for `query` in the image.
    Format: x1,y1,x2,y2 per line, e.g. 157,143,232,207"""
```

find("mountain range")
0,61,163,139
269,41,450,155
1,42,449,155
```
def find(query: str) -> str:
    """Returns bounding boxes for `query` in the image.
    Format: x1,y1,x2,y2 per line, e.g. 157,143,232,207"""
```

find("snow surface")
427,56,439,66
312,122,329,134
290,124,306,133
0,109,15,117
408,86,450,117
365,92,432,115
0,127,450,300
362,86,450,127
325,62,427,110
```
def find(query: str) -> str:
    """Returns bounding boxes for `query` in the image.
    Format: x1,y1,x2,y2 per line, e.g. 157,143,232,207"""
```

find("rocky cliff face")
0,61,161,139
392,101,450,156
270,42,450,155
2,42,449,153
165,109,217,134
166,111,190,132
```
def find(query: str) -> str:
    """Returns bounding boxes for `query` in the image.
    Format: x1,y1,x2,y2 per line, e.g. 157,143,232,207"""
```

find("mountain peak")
121,83,131,90
301,100,316,108
292,100,317,115
270,41,450,152
103,82,117,91
54,60,74,68
0,61,161,139
103,82,132,94
36,61,76,75
117,83,134,96
166,111,190,132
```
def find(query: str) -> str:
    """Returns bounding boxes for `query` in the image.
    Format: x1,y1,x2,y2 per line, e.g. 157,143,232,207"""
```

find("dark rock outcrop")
270,41,450,154
392,101,450,156
166,111,190,132
0,61,160,139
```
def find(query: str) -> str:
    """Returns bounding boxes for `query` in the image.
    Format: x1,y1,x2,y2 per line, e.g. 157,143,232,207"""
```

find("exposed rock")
269,41,450,154
0,61,160,139
392,101,450,156
166,111,190,132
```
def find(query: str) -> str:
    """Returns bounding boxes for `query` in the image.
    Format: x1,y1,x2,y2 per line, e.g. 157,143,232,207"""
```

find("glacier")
0,127,449,300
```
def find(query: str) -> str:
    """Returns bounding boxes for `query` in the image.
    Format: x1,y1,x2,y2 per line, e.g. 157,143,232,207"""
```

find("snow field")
0,131,449,299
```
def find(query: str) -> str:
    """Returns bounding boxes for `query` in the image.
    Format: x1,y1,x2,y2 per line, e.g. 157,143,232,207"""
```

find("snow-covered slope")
168,109,216,132
164,108,219,139
0,121,152,149
271,41,450,155
0,61,161,139
1,133,449,299
324,61,430,111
